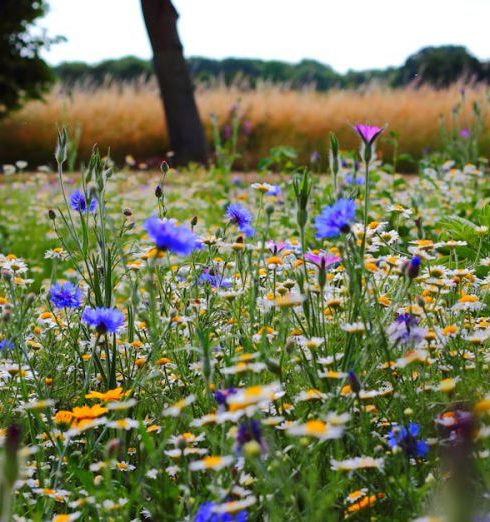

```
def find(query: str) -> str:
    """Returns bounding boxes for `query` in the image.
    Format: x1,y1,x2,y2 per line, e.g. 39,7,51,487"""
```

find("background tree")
0,0,55,117
394,46,483,88
140,0,208,165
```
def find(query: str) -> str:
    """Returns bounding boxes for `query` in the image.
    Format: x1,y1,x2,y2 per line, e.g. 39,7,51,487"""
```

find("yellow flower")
71,404,107,420
85,387,125,402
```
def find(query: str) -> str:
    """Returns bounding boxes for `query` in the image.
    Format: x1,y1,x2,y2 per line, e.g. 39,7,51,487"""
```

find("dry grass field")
1,80,489,168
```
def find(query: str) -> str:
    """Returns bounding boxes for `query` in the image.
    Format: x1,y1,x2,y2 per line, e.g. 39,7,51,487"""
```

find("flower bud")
265,204,275,216
160,161,169,174
48,209,56,220
243,440,262,459
155,185,163,199
348,370,361,395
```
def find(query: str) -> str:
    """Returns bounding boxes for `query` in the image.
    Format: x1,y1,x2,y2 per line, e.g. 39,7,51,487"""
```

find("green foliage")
394,45,484,88
52,46,490,90
0,0,57,116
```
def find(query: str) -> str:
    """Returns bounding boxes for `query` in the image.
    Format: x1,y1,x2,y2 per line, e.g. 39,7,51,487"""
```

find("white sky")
40,0,490,73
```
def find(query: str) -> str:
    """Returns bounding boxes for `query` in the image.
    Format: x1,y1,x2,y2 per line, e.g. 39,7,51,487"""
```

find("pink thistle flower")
304,252,339,269
266,240,290,255
353,124,384,145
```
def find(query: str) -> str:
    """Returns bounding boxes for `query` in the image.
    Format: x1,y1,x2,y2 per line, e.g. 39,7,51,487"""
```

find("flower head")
386,313,426,347
387,423,429,458
314,199,356,238
225,204,254,237
194,501,248,522
82,307,124,334
144,216,201,255
199,269,232,288
50,282,83,309
70,189,97,213
304,252,339,269
235,419,264,453
0,339,14,351
353,124,384,145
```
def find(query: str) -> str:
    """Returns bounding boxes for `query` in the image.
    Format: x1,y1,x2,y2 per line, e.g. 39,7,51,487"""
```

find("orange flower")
85,387,125,402
71,404,107,420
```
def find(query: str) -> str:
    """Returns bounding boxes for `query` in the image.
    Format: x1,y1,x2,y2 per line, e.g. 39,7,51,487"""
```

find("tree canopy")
53,46,489,91
0,0,55,116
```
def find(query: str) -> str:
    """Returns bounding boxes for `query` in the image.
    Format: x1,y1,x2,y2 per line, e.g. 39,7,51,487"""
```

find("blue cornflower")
214,387,237,407
144,216,201,256
314,198,356,238
386,313,427,347
236,419,265,454
344,174,365,185
265,184,281,196
194,501,248,522
82,307,124,334
225,204,255,237
49,282,83,309
70,189,97,213
0,339,14,351
199,269,232,288
387,423,429,458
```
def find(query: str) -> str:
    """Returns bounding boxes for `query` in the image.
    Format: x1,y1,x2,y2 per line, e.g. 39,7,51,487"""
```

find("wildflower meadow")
1,117,490,522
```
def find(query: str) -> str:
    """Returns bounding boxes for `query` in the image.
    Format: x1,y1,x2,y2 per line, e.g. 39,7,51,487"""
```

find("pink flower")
304,252,339,269
266,241,290,254
353,124,384,145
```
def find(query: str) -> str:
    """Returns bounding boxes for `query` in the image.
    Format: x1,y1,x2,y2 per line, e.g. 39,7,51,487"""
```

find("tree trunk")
141,0,208,165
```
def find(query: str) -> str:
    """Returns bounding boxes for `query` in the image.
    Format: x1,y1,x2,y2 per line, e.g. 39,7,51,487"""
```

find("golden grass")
0,80,489,168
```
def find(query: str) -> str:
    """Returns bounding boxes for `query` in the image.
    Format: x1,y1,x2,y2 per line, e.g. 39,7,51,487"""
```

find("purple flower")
304,252,339,269
265,185,281,196
199,269,232,288
225,204,255,237
266,241,290,255
70,189,97,213
310,151,320,163
353,124,384,145
50,281,83,309
0,339,14,350
195,501,248,522
460,128,470,138
386,313,426,347
345,174,365,185
388,423,429,458
222,125,232,141
144,216,201,255
314,199,356,238
236,419,265,454
82,307,125,334
214,387,237,407
242,120,252,136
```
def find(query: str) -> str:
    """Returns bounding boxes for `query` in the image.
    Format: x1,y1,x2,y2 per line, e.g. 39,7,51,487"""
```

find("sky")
40,0,490,73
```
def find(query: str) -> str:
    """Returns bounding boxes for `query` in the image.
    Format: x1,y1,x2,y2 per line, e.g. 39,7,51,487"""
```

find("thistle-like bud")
160,161,169,174
55,128,68,165
48,209,56,220
191,216,198,227
123,208,132,217
329,132,340,176
403,256,421,279
348,370,361,395
155,185,163,199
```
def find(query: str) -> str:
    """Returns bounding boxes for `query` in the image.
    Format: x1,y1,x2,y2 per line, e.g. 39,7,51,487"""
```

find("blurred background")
1,0,490,171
